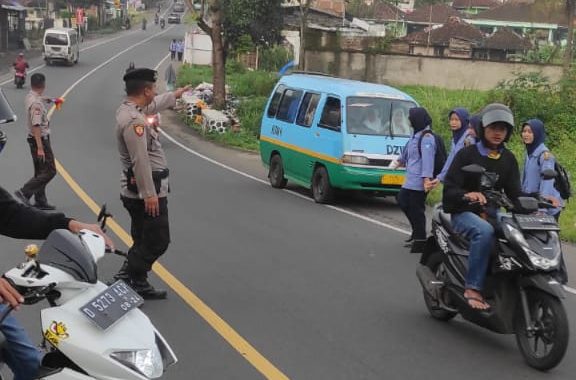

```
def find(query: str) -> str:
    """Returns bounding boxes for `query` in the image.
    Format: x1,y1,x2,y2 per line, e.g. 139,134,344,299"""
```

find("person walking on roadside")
177,39,184,62
112,68,189,300
437,107,476,183
169,39,177,61
393,107,438,253
15,73,57,210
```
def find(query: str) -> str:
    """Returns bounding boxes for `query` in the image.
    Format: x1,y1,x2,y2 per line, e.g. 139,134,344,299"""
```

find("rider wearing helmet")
0,90,113,380
442,103,522,311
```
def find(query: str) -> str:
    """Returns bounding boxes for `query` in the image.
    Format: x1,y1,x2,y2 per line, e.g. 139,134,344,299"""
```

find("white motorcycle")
0,206,177,379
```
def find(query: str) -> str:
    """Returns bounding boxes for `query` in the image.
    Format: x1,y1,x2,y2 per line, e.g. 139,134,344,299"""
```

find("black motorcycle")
160,18,165,29
416,164,569,371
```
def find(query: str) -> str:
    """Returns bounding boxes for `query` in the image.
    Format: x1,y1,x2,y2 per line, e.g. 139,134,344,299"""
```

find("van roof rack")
289,71,335,78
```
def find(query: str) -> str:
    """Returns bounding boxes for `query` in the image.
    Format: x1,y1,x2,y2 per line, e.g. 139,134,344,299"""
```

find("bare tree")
299,0,313,70
564,0,575,74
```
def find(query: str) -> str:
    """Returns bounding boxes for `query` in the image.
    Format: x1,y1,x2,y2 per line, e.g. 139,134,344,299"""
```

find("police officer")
15,73,57,210
393,107,438,253
113,68,188,300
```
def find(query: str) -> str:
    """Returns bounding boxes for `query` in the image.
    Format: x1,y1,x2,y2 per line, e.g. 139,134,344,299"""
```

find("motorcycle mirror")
461,164,485,175
541,169,557,181
517,196,539,213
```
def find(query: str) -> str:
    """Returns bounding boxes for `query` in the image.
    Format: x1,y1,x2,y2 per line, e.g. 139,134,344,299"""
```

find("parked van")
43,28,80,66
259,73,417,203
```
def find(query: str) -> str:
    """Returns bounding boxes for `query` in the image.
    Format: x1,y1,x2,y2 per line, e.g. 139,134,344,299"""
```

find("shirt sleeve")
30,103,44,126
420,133,436,178
144,92,177,114
398,140,409,165
539,152,557,197
123,122,156,198
442,148,469,211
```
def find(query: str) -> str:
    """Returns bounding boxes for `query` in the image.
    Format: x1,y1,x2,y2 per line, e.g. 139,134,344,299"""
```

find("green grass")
176,65,576,241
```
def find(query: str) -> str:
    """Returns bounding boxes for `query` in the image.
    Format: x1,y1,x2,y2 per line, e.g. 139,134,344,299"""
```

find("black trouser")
170,51,176,60
21,136,56,204
398,188,428,240
177,52,183,61
121,196,170,276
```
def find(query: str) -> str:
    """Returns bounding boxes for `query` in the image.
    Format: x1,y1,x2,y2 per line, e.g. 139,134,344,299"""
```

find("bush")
229,71,277,97
236,96,268,136
259,46,293,72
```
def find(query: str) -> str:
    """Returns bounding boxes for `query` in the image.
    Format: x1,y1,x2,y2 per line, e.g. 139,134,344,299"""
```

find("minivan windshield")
347,97,416,137
45,33,68,46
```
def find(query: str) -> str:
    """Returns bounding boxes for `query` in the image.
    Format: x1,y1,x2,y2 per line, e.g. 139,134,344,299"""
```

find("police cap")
123,68,158,83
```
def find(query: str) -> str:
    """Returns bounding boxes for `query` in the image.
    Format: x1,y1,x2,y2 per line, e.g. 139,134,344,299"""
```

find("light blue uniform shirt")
437,129,476,183
399,127,436,191
522,143,562,216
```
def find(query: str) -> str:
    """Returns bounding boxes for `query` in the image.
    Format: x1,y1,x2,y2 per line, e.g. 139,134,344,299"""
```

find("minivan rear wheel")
269,154,287,189
312,166,335,204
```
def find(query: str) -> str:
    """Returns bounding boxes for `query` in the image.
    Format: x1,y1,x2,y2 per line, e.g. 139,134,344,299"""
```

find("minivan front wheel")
269,154,287,189
312,166,335,204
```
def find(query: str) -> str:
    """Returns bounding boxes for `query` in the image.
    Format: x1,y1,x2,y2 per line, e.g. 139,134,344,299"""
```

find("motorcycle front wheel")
515,289,569,371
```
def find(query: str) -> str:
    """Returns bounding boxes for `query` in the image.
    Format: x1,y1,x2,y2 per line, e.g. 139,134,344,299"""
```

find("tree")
564,0,575,73
299,0,313,70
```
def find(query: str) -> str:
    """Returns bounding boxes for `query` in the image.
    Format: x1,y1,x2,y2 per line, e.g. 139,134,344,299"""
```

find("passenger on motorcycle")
442,103,521,311
13,53,29,75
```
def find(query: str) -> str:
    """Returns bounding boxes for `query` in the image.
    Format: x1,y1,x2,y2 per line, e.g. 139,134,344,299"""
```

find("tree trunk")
299,0,312,70
198,0,226,110
564,0,575,74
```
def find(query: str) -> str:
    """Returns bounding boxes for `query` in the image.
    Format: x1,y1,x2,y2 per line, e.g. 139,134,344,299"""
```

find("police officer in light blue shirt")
395,107,437,253
520,119,563,219
437,107,477,183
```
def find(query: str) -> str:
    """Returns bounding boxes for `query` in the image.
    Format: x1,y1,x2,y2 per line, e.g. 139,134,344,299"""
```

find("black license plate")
80,281,144,330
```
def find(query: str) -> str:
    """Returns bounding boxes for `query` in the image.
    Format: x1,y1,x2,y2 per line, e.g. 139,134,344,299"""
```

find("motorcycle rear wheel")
423,251,458,321
515,289,569,371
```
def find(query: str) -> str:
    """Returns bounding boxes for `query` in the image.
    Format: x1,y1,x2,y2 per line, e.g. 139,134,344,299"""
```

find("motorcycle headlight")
111,347,163,378
342,154,369,165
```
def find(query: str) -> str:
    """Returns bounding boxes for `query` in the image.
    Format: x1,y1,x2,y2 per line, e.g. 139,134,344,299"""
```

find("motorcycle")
160,18,165,29
0,205,177,379
154,14,159,25
14,70,26,89
416,164,569,371
142,18,147,31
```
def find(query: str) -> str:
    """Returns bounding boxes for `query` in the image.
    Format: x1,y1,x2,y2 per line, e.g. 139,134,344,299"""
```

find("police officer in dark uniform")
113,68,188,299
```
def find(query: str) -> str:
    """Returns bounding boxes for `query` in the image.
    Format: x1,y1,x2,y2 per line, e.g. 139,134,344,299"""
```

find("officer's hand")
464,192,487,205
543,196,561,208
424,178,439,192
0,278,24,310
37,148,45,162
144,196,160,217
68,220,115,251
173,86,191,99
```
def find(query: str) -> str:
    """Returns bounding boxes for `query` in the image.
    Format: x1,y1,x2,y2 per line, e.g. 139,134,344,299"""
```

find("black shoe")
410,239,427,254
110,261,131,284
14,189,31,206
131,279,167,300
404,236,414,243
34,202,56,211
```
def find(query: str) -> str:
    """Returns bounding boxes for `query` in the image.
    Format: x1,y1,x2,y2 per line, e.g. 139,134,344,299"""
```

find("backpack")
539,151,572,200
418,131,447,178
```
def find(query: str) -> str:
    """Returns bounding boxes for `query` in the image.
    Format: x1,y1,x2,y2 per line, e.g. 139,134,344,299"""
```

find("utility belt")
27,134,50,141
125,168,169,194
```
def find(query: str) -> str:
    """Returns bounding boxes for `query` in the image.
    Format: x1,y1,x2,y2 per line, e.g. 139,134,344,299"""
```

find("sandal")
464,295,491,311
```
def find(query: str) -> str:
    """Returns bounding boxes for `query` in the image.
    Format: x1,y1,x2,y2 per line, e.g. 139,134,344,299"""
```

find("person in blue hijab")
520,119,562,219
437,108,476,183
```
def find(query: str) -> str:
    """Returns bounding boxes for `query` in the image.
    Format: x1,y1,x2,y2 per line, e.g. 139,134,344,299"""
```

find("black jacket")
0,187,71,239
442,145,522,214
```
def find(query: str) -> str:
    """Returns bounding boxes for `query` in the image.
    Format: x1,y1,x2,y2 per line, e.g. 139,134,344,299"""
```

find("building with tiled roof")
452,0,500,15
405,3,464,34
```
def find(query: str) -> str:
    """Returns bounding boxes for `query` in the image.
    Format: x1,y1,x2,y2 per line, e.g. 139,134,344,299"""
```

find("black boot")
110,261,131,284
130,276,168,300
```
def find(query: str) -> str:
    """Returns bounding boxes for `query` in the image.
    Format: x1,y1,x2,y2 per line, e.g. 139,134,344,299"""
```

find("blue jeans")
0,305,42,380
451,212,495,291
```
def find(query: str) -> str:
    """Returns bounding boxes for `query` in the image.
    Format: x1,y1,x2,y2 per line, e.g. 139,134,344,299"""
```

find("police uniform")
16,90,57,209
113,68,177,299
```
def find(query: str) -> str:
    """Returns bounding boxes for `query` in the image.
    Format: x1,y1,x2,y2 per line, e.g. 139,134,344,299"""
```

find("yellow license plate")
380,174,405,185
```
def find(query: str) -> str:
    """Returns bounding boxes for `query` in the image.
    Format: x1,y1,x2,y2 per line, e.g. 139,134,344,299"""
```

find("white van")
43,28,80,66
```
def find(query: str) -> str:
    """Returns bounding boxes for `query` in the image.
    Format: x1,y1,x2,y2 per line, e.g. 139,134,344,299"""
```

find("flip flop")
465,295,491,311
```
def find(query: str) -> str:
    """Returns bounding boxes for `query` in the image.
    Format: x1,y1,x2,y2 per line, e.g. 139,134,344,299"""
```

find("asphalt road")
0,21,574,380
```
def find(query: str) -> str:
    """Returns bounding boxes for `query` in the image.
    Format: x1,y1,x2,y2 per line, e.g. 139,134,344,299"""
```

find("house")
364,0,407,37
402,17,484,58
479,26,532,61
0,0,27,51
405,3,464,34
452,0,500,15
467,0,569,45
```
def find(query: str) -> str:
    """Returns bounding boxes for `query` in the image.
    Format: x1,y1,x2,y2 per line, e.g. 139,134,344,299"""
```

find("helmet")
18,52,24,56
0,130,7,154
479,103,514,143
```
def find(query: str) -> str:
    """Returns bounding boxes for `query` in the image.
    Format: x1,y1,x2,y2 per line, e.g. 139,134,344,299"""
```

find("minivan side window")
319,97,341,131
267,85,285,118
296,93,321,128
276,89,303,123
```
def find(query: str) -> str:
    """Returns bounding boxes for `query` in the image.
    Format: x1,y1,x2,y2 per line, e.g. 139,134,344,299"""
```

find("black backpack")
418,131,448,178
539,151,572,200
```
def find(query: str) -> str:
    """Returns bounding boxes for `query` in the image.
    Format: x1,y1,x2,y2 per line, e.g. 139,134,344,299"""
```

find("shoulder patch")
542,151,552,160
133,124,145,137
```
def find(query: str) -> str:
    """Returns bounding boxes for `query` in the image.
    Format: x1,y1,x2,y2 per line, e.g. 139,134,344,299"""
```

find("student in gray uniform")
113,68,189,299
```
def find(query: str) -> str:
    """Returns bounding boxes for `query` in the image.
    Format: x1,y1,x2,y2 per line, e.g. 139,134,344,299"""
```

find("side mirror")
517,196,539,213
541,169,557,181
461,164,486,174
